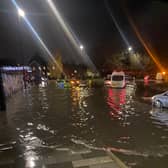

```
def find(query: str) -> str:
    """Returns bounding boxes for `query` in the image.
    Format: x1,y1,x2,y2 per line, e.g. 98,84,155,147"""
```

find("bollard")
0,68,6,111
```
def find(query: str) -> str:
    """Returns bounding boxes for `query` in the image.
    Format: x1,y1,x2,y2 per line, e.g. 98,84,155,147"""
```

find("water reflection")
107,88,126,119
17,125,46,167
71,87,93,125
107,85,136,119
70,87,95,143
25,151,39,168
38,87,49,114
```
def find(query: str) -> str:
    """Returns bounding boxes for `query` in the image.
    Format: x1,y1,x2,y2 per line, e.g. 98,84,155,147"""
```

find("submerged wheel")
155,100,163,108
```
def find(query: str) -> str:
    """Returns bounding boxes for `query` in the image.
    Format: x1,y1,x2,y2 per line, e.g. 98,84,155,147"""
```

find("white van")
111,71,126,88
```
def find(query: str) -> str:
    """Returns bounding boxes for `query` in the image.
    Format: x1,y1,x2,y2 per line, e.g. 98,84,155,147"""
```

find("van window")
112,75,123,81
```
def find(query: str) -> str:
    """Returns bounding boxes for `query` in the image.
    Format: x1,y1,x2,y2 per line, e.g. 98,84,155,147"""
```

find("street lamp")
18,8,25,18
80,45,84,50
128,46,132,52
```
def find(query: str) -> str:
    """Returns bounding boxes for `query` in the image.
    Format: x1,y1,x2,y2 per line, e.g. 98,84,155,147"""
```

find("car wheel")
155,100,163,108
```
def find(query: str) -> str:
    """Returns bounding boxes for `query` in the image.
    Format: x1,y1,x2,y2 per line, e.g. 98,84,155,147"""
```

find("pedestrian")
0,67,6,111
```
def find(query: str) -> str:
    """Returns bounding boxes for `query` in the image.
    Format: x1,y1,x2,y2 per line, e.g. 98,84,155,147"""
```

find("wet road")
0,81,168,168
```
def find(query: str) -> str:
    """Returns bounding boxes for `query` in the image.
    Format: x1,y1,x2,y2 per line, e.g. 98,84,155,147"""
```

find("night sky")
0,0,168,67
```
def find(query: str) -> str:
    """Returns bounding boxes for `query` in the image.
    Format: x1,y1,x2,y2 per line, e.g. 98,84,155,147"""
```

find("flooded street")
0,81,168,168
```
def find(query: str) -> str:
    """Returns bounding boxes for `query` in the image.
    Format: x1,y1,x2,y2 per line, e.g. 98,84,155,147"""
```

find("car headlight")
152,96,155,100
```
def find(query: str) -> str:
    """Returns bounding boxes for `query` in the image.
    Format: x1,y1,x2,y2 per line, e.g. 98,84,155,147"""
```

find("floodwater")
0,81,168,168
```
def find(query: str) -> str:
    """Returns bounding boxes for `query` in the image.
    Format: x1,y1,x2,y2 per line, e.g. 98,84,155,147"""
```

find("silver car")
152,91,168,108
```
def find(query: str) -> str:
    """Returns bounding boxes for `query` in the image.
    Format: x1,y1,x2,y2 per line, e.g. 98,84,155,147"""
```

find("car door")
163,93,168,107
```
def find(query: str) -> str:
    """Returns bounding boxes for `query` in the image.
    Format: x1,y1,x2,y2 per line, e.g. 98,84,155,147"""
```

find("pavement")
0,145,128,168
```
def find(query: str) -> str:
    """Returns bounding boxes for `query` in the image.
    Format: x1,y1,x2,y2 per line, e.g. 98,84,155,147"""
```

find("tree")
103,52,131,70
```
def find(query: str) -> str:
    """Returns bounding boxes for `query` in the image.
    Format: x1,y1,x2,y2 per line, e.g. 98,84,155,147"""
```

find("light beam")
104,0,131,49
11,0,64,75
124,6,165,72
46,0,96,71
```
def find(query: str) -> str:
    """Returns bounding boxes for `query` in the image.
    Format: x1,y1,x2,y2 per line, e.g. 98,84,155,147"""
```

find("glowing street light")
162,71,166,75
128,46,132,52
80,45,84,50
18,8,25,18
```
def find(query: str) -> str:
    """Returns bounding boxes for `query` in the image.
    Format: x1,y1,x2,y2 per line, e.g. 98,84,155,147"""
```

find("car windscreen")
112,75,124,81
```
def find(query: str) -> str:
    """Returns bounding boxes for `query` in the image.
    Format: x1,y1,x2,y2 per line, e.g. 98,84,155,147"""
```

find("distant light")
162,71,166,75
128,46,132,52
18,8,25,17
80,45,84,50
70,80,75,84
2,66,31,71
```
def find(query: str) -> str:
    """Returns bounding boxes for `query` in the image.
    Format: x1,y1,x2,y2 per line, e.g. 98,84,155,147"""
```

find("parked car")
152,91,168,108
